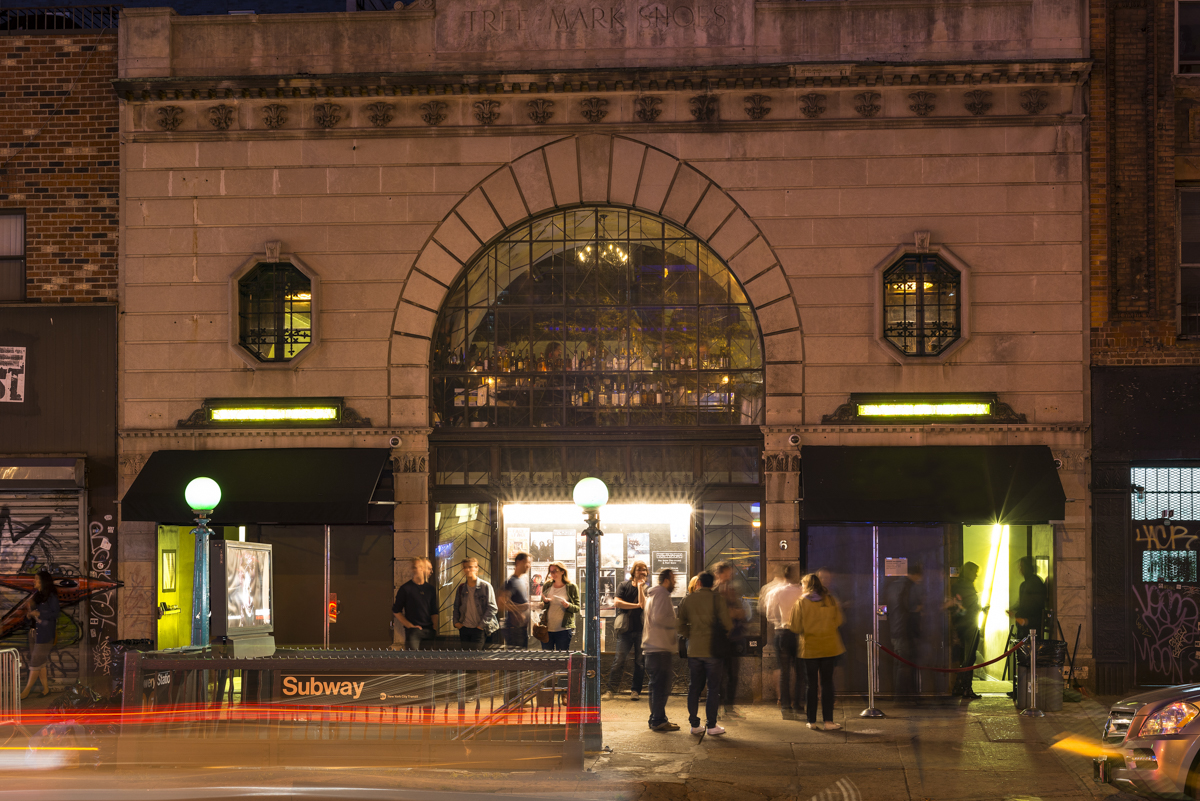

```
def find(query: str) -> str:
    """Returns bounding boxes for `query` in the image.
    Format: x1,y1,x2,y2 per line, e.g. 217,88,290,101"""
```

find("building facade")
1089,0,1200,693
115,0,1091,695
0,12,122,686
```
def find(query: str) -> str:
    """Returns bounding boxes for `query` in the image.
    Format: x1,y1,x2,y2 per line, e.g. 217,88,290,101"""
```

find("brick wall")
0,32,118,302
1089,0,1200,365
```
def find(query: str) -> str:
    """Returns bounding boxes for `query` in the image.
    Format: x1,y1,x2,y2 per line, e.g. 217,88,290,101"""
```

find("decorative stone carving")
580,97,608,123
119,452,149,478
634,96,662,123
689,94,717,122
473,99,500,126
914,231,930,253
854,92,881,118
908,91,936,117
262,103,287,130
744,94,771,120
314,102,341,128
156,105,184,132
366,102,394,128
420,100,447,126
799,93,826,119
963,89,992,116
527,98,554,124
265,240,281,261
1053,449,1087,472
1020,88,1048,115
764,453,801,473
400,454,427,473
207,104,234,131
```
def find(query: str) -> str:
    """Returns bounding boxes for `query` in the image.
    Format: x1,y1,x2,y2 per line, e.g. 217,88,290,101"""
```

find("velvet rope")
875,635,1030,674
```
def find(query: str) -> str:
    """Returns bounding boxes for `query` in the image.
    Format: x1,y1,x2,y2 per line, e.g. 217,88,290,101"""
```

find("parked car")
1095,685,1200,798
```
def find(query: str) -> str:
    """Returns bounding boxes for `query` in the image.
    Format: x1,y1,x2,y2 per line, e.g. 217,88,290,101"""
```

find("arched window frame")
228,248,321,369
428,206,766,430
872,236,972,364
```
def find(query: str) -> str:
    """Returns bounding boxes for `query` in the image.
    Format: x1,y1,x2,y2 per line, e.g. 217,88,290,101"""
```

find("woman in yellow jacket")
788,572,845,731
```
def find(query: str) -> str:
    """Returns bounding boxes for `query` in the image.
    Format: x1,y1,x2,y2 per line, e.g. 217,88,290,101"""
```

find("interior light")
287,292,312,301
209,407,338,422
504,503,693,543
857,403,990,417
238,526,246,542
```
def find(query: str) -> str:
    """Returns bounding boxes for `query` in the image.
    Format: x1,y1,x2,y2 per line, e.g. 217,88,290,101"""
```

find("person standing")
604,560,648,701
713,562,747,718
764,564,805,719
541,562,580,651
452,557,498,649
1009,557,1046,639
500,552,533,649
676,571,733,737
21,571,59,699
948,562,983,699
789,572,845,731
883,563,924,697
642,569,680,732
393,556,439,651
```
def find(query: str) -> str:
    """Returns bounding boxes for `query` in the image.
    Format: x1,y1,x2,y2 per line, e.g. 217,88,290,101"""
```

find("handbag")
533,611,550,644
613,610,629,635
677,635,688,660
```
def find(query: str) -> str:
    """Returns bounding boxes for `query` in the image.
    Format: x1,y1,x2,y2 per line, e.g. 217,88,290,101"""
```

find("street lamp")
573,476,608,752
186,477,221,647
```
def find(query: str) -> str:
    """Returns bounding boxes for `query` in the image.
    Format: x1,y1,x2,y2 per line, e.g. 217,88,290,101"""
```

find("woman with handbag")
541,562,580,651
21,571,59,699
789,572,846,731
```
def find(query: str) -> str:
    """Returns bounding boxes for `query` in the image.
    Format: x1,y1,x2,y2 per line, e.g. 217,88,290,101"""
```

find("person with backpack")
676,571,733,736
789,572,846,731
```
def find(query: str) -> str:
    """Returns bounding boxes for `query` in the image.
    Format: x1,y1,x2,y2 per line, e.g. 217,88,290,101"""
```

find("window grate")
1142,551,1199,583
881,254,961,356
237,262,312,362
1131,467,1200,520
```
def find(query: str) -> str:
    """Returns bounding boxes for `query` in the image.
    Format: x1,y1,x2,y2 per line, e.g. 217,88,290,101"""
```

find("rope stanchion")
1019,629,1045,718
859,635,884,719
876,635,1029,674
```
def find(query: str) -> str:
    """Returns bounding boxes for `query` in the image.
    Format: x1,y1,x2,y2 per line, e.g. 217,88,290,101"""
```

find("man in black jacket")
1009,557,1046,639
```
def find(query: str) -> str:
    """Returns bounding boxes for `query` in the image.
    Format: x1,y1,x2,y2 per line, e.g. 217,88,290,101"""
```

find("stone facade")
0,32,119,301
114,0,1092,679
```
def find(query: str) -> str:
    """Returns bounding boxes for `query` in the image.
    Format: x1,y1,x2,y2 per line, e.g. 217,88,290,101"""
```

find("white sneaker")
601,692,614,701
691,726,705,735
630,692,640,702
805,722,818,729
706,725,726,736
824,722,842,731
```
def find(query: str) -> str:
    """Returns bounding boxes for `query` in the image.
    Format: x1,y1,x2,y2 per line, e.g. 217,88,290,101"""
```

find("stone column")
1052,448,1090,677
392,429,431,647
762,444,802,704
116,450,155,641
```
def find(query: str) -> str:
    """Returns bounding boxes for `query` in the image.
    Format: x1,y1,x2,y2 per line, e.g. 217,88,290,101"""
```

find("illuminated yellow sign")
857,403,990,417
210,407,338,422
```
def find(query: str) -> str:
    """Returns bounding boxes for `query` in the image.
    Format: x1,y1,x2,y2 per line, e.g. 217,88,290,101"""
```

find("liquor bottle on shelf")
651,353,661,371
655,382,664,405
616,385,626,407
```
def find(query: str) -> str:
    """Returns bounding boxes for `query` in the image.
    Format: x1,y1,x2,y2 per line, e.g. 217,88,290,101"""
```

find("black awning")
120,448,390,525
801,445,1066,525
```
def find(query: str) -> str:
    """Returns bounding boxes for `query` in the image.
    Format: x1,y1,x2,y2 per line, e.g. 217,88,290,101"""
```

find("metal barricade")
0,648,20,718
118,648,583,769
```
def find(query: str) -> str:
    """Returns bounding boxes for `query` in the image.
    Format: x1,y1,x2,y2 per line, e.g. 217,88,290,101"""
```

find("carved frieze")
634,96,662,122
689,94,717,122
580,97,608,123
400,454,428,473
964,89,992,116
156,105,184,131
764,453,802,473
207,104,234,131
527,98,554,124
854,92,881,118
262,103,287,129
119,452,150,478
744,94,771,120
1020,88,1048,115
314,102,342,128
474,99,500,126
366,102,394,127
799,93,826,119
908,91,936,117
420,100,448,126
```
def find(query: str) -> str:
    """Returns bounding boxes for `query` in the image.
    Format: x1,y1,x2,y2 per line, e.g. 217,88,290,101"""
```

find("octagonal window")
237,262,312,362
882,254,961,356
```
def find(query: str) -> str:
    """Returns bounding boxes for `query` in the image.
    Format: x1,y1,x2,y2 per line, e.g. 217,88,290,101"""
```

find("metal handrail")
1,6,122,31
0,649,19,718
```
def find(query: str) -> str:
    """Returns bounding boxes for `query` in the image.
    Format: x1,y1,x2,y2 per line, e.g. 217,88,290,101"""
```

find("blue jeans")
607,630,644,693
686,657,722,729
504,626,529,649
774,630,804,711
804,656,838,724
645,650,673,727
543,629,572,651
405,627,436,651
458,627,486,649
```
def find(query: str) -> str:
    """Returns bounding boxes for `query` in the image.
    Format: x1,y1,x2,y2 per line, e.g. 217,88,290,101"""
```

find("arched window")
431,207,764,428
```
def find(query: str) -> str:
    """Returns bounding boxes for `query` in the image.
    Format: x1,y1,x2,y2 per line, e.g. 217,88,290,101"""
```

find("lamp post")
185,477,221,647
572,476,608,752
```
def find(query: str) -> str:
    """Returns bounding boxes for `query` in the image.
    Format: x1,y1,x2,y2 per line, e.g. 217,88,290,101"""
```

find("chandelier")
576,214,628,267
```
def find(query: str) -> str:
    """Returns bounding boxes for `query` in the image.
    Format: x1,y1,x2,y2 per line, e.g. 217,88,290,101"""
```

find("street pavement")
4,689,1145,801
